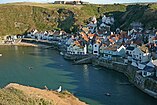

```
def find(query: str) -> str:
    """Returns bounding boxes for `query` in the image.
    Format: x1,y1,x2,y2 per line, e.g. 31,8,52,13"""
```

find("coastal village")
1,13,157,98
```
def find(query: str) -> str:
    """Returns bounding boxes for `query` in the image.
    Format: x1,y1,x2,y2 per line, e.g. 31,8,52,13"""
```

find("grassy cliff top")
0,2,126,36
0,2,157,36
0,83,87,105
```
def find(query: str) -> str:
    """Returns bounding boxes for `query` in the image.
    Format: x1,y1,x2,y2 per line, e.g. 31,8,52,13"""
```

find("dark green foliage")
144,79,157,93
57,9,75,32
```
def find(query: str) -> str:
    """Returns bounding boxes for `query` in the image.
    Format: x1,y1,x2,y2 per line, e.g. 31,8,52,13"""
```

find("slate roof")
143,66,155,72
126,46,135,51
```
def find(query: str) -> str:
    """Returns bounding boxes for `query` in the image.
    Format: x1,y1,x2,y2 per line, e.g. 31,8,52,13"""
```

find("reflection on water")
83,64,89,83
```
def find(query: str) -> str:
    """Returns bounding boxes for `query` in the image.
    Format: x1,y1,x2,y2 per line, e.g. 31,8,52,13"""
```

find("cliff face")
118,4,157,30
0,83,87,105
0,2,157,36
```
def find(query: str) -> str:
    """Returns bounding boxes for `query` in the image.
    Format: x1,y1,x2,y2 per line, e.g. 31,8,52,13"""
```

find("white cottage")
87,43,93,54
141,61,155,77
102,15,106,23
128,29,137,36
148,34,156,43
35,33,42,40
126,45,136,61
26,33,35,39
67,44,87,55
103,45,126,58
41,34,49,40
152,60,157,77
131,62,138,67
132,46,151,63
101,15,114,25
93,43,100,55
137,63,146,70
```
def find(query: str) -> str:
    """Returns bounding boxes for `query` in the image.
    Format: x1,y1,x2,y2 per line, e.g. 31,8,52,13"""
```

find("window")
94,51,98,53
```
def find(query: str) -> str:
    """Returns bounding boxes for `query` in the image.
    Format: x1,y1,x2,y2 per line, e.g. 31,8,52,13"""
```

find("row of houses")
2,29,69,45
4,14,156,79
65,15,157,78
25,29,68,41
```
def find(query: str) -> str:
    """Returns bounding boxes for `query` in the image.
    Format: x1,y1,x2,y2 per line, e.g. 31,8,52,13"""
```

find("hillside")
0,2,157,36
118,4,157,30
0,2,126,36
0,83,87,105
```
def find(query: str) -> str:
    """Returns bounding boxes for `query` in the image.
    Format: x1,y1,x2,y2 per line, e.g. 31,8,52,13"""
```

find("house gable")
93,43,99,55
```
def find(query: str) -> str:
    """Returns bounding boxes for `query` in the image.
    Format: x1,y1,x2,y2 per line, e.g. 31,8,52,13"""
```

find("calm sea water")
0,46,156,105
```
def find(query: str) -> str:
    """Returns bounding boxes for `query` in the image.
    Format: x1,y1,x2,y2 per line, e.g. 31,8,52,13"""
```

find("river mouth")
0,46,157,105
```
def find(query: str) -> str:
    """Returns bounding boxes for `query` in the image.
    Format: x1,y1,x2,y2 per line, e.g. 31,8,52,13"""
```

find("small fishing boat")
29,66,33,69
105,93,111,96
60,52,64,55
0,54,2,56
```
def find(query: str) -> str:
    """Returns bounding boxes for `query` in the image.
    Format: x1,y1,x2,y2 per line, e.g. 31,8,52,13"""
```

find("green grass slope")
0,4,57,36
0,2,126,36
1,2,157,36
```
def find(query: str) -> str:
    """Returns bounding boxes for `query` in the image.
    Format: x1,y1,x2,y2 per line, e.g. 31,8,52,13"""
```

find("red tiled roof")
104,44,119,51
80,32,89,42
74,41,81,46
109,39,115,43
88,33,95,37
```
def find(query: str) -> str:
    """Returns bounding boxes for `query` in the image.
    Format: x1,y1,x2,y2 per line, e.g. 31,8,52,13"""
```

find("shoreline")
1,40,157,99
0,42,53,48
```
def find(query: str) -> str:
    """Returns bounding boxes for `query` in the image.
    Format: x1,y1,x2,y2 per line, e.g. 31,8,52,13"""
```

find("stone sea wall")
92,58,157,99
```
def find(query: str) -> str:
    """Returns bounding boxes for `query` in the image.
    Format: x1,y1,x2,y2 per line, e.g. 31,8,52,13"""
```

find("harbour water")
0,46,156,105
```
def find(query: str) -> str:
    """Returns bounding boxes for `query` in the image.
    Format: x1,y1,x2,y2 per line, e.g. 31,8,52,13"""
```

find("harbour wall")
92,58,157,99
